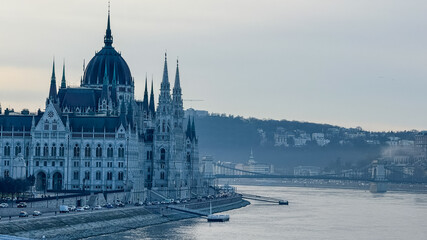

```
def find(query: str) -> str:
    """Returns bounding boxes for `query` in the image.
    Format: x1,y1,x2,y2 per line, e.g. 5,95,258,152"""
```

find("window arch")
118,144,124,158
51,143,56,157
96,144,102,158
160,148,166,161
43,144,49,157
35,143,40,157
59,144,65,157
107,171,113,181
118,171,124,181
15,143,21,156
4,143,10,156
85,144,91,158
107,144,113,158
73,144,80,158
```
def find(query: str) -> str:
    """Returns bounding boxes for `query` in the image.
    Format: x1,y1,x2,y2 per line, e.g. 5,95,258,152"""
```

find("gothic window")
35,143,40,157
118,171,124,181
4,170,10,178
59,144,65,157
107,162,113,168
52,121,57,131
43,144,49,157
44,120,49,130
43,161,47,167
118,162,124,168
52,161,55,167
107,172,113,181
15,143,21,156
96,171,101,180
73,171,79,180
51,144,56,157
160,171,165,180
160,148,166,161
96,144,102,158
73,144,80,158
84,171,90,180
187,152,191,163
60,161,63,167
36,161,39,166
107,145,113,158
85,144,91,158
146,151,149,160
118,145,124,158
162,121,165,132
4,143,10,156
96,162,101,168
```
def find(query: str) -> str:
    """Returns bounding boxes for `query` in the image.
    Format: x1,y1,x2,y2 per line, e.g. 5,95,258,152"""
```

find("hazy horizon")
0,0,426,132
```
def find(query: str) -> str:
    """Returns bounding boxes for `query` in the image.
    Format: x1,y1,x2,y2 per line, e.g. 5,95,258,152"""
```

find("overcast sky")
0,0,426,131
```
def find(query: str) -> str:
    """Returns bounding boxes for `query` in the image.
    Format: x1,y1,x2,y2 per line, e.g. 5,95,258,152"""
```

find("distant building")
415,132,427,159
235,150,274,174
294,166,321,176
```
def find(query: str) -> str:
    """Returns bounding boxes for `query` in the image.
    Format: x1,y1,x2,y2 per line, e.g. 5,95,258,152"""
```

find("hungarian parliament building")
0,11,213,201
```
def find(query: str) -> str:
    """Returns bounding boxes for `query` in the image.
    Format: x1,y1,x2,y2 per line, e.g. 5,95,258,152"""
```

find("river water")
89,185,427,240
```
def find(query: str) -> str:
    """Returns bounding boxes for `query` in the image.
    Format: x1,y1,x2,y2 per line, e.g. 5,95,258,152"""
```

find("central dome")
82,11,132,87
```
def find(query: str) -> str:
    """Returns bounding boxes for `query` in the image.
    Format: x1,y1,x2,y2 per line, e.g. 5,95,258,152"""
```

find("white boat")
207,201,230,222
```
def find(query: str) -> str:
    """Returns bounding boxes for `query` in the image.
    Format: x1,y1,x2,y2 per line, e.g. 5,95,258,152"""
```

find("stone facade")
0,10,206,201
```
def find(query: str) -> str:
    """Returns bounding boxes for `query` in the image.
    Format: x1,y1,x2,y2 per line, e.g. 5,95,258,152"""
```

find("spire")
174,58,181,90
48,58,58,102
143,75,149,112
126,102,133,125
111,63,117,104
104,2,113,47
149,79,155,115
60,60,66,89
161,53,170,88
101,62,109,100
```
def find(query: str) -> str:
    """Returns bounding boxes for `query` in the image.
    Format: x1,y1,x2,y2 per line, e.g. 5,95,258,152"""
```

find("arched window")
4,143,10,156
73,144,80,158
15,143,21,156
59,144,65,157
73,171,79,180
160,171,165,180
118,145,124,158
4,170,10,178
43,144,49,157
187,152,191,163
51,143,56,157
96,144,102,158
35,143,40,157
84,171,90,180
118,171,124,181
107,145,113,158
160,148,166,161
162,121,165,132
85,144,91,158
107,172,113,181
96,171,101,180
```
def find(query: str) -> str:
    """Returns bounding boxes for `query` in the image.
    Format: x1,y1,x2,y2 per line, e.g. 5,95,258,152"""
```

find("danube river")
89,185,427,240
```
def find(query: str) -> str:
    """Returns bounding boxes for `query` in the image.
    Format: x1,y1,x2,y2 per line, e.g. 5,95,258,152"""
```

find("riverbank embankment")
0,196,249,239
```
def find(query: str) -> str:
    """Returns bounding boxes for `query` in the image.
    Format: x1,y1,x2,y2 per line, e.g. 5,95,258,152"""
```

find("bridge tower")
370,160,388,193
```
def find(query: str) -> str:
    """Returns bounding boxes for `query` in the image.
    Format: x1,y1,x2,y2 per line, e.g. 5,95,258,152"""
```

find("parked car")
17,202,27,208
94,205,102,210
105,203,114,209
68,206,76,211
59,205,69,213
134,201,143,206
76,207,85,212
32,211,42,216
115,202,125,207
83,205,90,210
19,211,28,217
0,203,8,208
